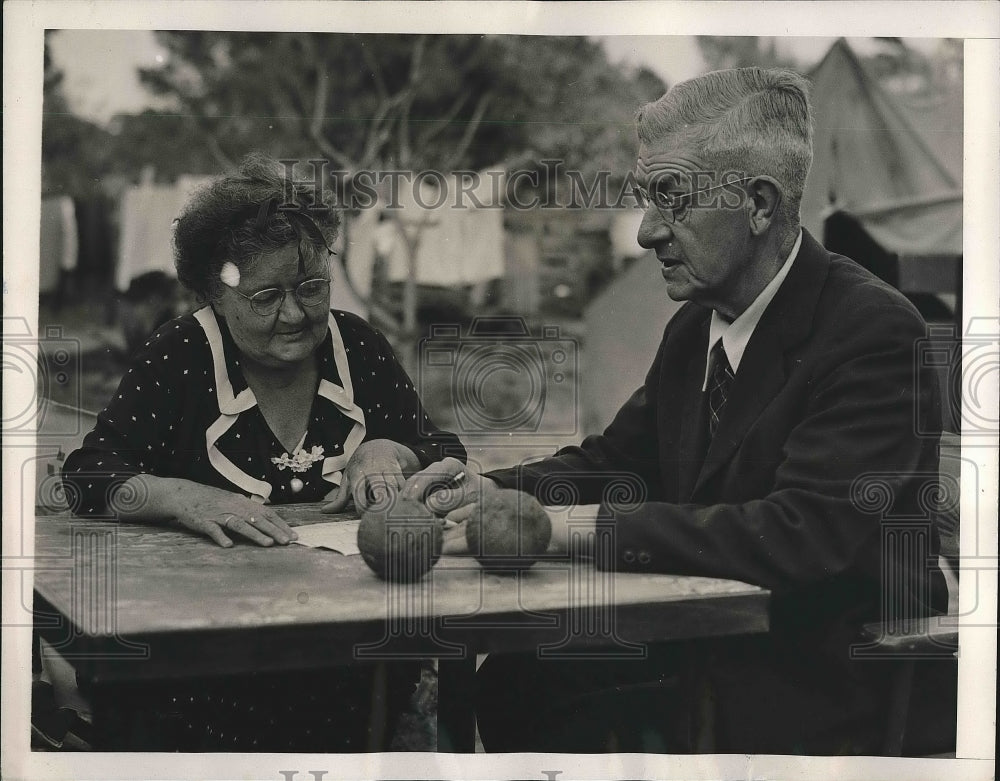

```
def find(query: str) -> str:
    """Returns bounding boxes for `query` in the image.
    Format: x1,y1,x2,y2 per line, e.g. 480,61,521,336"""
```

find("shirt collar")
195,306,349,415
194,307,368,500
702,229,802,390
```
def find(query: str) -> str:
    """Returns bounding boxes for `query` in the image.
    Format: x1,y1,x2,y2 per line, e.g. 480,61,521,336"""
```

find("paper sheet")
290,520,361,555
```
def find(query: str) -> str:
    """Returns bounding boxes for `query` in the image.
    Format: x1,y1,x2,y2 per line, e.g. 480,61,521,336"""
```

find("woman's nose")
636,206,673,250
278,290,307,322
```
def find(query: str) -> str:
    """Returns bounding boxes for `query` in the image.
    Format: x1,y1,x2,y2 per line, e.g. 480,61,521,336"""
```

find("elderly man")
407,67,946,754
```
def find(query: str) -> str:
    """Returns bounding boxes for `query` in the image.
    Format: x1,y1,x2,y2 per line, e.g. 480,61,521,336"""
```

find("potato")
466,489,552,571
357,498,443,582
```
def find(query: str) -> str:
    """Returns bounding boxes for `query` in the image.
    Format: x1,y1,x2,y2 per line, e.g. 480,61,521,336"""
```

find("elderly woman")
64,153,463,538
61,153,463,751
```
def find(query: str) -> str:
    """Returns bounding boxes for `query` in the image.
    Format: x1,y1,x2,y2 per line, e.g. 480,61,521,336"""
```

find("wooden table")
32,505,770,751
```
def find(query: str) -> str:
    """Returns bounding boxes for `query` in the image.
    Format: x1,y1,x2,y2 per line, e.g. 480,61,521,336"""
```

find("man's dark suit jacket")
488,229,947,751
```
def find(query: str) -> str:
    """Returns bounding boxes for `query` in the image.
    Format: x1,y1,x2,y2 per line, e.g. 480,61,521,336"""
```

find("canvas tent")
803,38,962,261
807,40,963,430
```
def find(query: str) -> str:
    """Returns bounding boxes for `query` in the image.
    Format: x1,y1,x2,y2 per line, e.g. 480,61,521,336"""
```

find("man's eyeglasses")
232,278,331,317
633,177,752,224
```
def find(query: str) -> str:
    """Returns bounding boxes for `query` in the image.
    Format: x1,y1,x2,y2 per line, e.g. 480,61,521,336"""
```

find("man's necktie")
708,341,735,437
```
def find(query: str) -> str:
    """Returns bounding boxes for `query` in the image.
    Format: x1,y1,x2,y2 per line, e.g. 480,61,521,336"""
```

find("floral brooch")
271,444,325,473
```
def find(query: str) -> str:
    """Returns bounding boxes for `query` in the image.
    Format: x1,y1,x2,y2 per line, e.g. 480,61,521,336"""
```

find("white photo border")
3,2,997,780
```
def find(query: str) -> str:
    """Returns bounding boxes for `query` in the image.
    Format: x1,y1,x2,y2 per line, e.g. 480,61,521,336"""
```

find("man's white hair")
636,67,814,225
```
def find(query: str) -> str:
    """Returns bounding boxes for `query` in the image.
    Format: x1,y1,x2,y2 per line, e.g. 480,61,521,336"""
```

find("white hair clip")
220,261,241,288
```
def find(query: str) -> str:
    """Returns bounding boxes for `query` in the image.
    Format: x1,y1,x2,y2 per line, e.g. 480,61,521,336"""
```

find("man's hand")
322,439,421,514
401,457,494,512
401,457,498,554
441,519,470,555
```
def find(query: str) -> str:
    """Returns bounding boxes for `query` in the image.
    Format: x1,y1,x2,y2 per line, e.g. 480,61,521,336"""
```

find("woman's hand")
321,439,421,514
112,476,298,548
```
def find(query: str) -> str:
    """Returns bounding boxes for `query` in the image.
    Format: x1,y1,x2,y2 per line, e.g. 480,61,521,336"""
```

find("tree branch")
360,43,388,102
398,106,412,169
442,91,494,171
206,133,235,169
396,36,427,169
309,58,359,172
359,89,411,169
415,88,470,150
189,106,234,169
410,35,427,81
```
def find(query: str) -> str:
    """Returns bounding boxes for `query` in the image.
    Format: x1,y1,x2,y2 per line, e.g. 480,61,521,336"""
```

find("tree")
139,34,506,174
862,37,962,97
107,111,220,182
696,36,801,73
42,33,114,197
134,33,665,340
492,37,666,187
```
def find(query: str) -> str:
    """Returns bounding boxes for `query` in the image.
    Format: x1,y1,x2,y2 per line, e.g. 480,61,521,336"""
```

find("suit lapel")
675,315,711,502
692,229,831,496
695,318,787,494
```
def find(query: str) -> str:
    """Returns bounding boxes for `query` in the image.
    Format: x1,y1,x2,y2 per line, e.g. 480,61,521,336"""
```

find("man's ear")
746,176,783,236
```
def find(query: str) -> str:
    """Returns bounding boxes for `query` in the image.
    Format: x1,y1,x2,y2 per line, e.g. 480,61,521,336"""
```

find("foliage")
696,35,963,99
134,33,665,181
488,37,666,181
42,34,114,197
696,36,800,72
864,37,963,97
43,32,666,343
127,32,665,340
43,32,665,212
106,111,221,181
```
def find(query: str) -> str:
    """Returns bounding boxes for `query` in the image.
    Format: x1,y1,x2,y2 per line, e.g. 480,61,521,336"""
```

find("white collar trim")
193,307,367,501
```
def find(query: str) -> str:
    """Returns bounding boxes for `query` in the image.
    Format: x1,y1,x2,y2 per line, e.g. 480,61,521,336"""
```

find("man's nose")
636,206,673,250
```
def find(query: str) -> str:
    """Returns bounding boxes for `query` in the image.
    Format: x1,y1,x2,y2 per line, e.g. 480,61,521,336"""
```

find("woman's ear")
207,288,226,316
747,176,783,236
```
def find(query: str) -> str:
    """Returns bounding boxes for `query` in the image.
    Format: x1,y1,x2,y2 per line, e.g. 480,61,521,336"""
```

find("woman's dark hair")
173,152,340,301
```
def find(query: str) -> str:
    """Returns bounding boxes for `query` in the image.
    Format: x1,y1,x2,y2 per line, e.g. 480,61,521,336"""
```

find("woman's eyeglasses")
233,278,331,317
633,177,752,224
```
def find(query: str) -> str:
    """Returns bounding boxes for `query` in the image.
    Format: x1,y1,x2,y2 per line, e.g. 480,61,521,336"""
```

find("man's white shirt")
703,230,803,390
